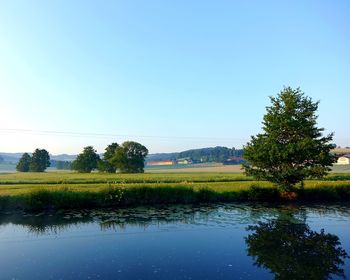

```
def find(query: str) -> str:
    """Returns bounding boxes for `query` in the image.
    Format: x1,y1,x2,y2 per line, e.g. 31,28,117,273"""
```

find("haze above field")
0,0,349,154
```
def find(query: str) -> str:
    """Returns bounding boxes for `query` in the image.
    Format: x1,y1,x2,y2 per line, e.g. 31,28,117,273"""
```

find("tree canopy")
72,146,100,173
97,142,119,173
29,149,50,172
111,141,148,173
16,153,32,172
243,87,334,191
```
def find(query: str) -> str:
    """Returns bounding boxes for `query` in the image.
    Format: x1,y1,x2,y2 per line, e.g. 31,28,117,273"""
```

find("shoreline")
1,184,350,212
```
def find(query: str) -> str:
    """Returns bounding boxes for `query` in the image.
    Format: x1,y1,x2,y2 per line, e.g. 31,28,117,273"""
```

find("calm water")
0,203,350,280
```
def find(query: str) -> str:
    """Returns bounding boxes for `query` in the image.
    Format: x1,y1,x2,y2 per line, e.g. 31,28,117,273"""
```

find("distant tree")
56,160,72,170
72,146,100,173
29,149,50,172
16,153,32,172
111,141,148,173
243,87,335,191
97,142,119,173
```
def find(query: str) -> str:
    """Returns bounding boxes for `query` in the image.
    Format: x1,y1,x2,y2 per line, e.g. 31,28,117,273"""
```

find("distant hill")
50,154,77,161
0,152,26,163
146,152,179,162
146,146,243,163
0,152,77,163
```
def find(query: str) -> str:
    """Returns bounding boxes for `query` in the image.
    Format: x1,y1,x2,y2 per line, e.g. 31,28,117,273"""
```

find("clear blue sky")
0,0,349,154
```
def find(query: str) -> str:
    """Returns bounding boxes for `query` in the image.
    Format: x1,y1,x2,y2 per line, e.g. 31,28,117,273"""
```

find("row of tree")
72,141,148,173
16,141,148,173
177,146,243,163
146,147,244,163
16,149,50,172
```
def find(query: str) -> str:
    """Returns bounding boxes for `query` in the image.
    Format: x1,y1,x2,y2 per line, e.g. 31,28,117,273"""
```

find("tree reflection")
246,217,349,279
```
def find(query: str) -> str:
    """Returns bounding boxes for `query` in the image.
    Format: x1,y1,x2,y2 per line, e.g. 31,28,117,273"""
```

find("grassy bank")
0,182,350,211
1,172,350,211
1,171,350,184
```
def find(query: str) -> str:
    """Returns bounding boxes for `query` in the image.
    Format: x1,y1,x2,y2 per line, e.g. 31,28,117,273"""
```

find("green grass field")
1,171,350,211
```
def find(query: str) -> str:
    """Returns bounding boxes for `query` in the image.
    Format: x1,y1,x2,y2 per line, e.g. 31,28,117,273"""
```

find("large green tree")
97,142,119,173
16,153,32,172
72,146,100,173
243,87,334,191
111,141,148,173
29,149,50,172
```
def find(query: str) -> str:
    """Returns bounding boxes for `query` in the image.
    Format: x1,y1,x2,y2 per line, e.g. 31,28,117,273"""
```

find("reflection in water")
0,203,349,279
246,216,349,280
0,205,215,234
1,203,350,236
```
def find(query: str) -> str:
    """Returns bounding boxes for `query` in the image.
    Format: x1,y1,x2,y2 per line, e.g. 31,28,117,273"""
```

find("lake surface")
0,203,350,280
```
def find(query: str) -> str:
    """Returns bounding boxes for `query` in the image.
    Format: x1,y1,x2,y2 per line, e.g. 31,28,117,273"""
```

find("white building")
337,155,350,165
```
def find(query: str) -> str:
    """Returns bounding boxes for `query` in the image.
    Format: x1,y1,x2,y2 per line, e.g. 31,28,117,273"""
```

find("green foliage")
29,149,50,172
26,188,97,210
246,217,349,279
246,185,280,201
16,153,32,172
111,141,148,173
72,146,100,173
244,87,335,191
1,177,350,211
97,142,119,173
104,142,119,160
2,172,350,211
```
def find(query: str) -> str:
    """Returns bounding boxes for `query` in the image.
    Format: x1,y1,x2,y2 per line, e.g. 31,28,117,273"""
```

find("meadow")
1,170,350,211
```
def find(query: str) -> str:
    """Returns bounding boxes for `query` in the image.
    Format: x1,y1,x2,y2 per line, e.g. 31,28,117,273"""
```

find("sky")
0,0,349,154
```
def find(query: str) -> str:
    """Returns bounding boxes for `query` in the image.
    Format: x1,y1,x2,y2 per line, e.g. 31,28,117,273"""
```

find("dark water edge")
1,203,350,280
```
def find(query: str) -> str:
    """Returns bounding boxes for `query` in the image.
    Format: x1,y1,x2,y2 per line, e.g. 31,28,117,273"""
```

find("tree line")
177,146,243,163
73,141,148,173
16,141,148,173
16,149,50,172
146,147,244,163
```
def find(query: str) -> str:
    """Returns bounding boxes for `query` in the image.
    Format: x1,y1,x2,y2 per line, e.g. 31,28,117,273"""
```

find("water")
0,203,350,280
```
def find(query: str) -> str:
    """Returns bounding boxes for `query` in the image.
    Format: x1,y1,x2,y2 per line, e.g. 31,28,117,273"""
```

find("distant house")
176,158,192,165
337,155,350,165
147,160,175,166
223,157,245,165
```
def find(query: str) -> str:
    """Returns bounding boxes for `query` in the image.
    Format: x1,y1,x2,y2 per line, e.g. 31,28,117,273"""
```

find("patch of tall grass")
0,182,349,211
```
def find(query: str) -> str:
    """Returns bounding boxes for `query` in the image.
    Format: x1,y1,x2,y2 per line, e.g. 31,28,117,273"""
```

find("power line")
0,128,248,141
